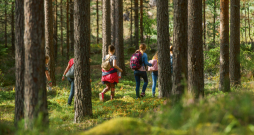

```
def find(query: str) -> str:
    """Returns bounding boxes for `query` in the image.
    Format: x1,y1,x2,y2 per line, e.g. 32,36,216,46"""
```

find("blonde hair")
170,46,173,54
153,51,158,61
45,55,50,64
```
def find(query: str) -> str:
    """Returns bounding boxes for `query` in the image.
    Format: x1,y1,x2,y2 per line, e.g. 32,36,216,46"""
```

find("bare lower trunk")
140,0,144,43
66,0,69,60
11,2,15,54
102,0,111,58
134,0,139,49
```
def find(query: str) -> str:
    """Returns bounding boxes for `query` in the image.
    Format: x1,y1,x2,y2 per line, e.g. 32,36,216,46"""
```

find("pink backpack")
130,51,143,70
148,59,158,71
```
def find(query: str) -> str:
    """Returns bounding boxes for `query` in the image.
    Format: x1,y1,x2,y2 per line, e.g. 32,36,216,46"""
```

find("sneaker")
140,92,145,97
152,93,155,97
99,93,104,102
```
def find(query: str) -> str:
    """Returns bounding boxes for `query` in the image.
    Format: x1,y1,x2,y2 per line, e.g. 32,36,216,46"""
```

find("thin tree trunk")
219,0,230,92
66,0,69,60
102,0,111,58
24,0,48,129
140,0,144,43
54,0,58,62
70,0,74,52
115,0,125,75
173,0,188,101
213,0,216,46
134,0,139,49
203,0,206,49
96,0,99,44
14,0,24,127
244,0,247,45
5,0,7,48
60,0,63,56
157,0,172,98
74,0,92,123
111,0,115,47
188,0,204,98
130,0,133,46
230,0,240,86
11,1,15,54
248,2,253,49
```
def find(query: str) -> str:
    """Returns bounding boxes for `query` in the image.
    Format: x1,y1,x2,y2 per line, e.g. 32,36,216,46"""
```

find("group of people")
45,43,173,105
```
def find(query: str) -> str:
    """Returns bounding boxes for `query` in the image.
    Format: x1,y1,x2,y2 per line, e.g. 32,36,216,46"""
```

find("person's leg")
99,83,111,101
141,72,148,97
67,78,74,105
110,83,115,100
134,72,141,98
152,72,156,95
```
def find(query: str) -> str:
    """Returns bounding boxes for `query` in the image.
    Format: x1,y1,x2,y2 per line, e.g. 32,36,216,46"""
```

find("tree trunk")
111,0,115,47
115,0,125,75
130,0,133,46
14,0,24,127
213,0,216,46
203,0,206,49
230,0,240,86
172,0,188,101
11,2,15,54
74,0,92,123
70,0,74,52
54,0,58,62
134,0,139,49
219,0,230,92
102,0,111,58
5,0,7,48
244,0,247,45
66,0,69,60
45,0,56,86
157,0,172,98
24,0,48,129
60,0,63,56
96,0,99,44
188,0,204,98
248,2,253,50
140,0,144,43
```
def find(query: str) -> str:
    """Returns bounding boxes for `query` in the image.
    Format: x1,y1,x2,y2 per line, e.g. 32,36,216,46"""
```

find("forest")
1,0,254,134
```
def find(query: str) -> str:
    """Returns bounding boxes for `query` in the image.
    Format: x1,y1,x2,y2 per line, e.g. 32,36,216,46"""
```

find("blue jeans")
134,71,148,98
67,77,74,105
152,71,158,94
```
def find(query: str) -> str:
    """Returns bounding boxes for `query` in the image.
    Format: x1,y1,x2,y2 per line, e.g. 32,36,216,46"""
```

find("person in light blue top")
134,43,153,98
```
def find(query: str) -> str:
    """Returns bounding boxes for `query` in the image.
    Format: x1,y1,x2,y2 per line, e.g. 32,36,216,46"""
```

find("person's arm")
62,64,70,81
143,54,153,67
45,70,52,86
113,60,123,72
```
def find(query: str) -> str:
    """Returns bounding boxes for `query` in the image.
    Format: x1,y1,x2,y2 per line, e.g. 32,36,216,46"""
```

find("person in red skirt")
99,45,123,102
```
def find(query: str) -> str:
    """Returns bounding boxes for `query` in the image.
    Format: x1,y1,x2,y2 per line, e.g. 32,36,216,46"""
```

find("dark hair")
139,43,147,51
108,45,115,52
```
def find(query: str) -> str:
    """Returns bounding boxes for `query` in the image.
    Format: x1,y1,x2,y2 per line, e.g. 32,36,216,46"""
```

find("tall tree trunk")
45,0,56,86
54,0,58,62
130,0,133,46
24,0,48,129
248,2,253,49
230,0,240,86
244,0,247,45
74,0,92,123
173,0,188,101
213,0,216,46
188,0,204,98
219,0,230,92
115,0,125,75
111,0,115,47
66,0,69,60
134,0,139,49
70,0,74,52
157,0,172,98
5,0,7,48
11,2,15,54
203,0,206,49
60,0,63,56
96,0,99,44
14,0,24,127
102,0,111,58
140,0,144,43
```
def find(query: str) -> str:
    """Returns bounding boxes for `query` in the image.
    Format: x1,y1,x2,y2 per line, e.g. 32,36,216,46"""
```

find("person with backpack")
130,43,152,98
100,45,123,102
148,52,158,97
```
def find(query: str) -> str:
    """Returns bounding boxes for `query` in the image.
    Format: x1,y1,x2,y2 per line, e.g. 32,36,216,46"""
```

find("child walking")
148,52,158,97
100,45,123,102
45,55,52,90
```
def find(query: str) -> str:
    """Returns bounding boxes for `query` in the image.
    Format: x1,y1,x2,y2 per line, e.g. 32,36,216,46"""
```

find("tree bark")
111,0,115,47
60,0,63,56
140,0,144,43
115,0,125,75
24,0,48,129
102,0,111,58
248,2,253,50
203,0,206,49
66,0,69,60
188,0,204,98
134,0,139,49
130,0,133,46
244,0,247,45
74,0,92,123
173,0,188,101
70,0,74,52
11,1,15,54
14,0,24,127
219,0,230,92
96,0,99,44
54,0,58,62
213,0,216,46
5,0,7,48
230,0,240,86
157,0,172,98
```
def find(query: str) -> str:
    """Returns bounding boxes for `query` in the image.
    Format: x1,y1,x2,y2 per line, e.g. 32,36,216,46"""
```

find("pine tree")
102,0,111,58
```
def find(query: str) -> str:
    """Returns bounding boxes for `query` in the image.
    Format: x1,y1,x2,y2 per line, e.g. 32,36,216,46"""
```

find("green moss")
82,117,150,135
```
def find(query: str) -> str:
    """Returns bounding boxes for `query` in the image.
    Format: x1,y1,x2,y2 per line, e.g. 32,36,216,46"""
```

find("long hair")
153,51,158,61
139,43,147,52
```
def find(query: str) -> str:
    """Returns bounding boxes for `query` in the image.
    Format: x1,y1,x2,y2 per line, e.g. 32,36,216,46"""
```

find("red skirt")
101,68,119,84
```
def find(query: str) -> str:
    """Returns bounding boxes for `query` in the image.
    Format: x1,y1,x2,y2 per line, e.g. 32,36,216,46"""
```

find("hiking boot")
140,92,145,97
99,93,104,102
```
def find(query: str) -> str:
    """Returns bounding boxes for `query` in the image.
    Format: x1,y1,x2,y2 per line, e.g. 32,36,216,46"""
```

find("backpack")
130,51,143,70
66,64,74,78
101,55,112,71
